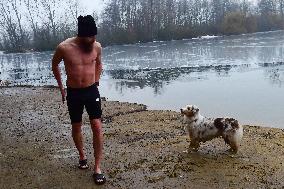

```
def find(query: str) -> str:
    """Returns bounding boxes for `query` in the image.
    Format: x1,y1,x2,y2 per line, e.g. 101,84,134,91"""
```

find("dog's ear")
193,108,199,113
192,105,199,113
186,105,191,110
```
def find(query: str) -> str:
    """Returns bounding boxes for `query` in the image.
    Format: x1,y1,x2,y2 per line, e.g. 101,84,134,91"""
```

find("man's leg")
72,122,86,161
85,85,106,184
90,118,103,174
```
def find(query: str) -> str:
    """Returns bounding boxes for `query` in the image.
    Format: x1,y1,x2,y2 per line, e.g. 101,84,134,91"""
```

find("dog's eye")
187,107,190,110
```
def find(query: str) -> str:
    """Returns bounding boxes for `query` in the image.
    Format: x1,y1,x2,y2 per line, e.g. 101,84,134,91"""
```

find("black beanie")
77,15,97,37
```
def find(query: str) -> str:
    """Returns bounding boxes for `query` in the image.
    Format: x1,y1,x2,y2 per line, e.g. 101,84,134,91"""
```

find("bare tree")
9,0,25,42
0,0,29,52
24,0,40,37
41,0,57,40
278,0,284,19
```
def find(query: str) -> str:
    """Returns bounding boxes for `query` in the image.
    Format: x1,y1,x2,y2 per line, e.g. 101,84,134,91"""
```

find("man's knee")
72,122,82,132
90,119,102,132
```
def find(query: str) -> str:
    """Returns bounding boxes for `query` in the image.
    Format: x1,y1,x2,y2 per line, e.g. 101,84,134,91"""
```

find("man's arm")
52,45,65,103
95,44,102,86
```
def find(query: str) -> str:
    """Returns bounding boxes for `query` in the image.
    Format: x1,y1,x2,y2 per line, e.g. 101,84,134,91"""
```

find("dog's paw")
226,148,238,154
187,148,199,153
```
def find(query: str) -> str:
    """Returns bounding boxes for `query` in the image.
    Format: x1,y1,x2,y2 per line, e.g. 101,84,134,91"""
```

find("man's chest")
64,49,97,66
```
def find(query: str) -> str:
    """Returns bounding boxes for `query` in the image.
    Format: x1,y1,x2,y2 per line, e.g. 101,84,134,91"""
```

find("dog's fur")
181,105,243,153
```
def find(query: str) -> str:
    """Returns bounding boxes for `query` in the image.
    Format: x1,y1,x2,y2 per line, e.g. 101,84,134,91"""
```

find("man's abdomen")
66,66,96,88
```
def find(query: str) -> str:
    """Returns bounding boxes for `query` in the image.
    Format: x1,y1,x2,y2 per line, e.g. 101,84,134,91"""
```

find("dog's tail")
228,118,240,129
233,124,243,147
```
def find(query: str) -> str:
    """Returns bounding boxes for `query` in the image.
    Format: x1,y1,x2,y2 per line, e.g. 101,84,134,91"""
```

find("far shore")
0,31,270,54
0,86,284,188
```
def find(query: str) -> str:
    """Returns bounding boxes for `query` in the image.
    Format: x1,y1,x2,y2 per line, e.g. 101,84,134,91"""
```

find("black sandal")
78,159,89,169
93,173,106,185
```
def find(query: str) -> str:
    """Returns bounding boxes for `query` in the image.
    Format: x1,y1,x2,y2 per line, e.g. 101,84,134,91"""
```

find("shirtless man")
52,15,106,185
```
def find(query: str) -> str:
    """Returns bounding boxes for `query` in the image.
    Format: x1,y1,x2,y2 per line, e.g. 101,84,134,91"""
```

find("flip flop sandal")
78,159,89,169
93,173,106,185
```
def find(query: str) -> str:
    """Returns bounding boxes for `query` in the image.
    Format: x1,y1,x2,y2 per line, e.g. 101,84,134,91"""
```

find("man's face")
79,36,96,53
81,36,96,45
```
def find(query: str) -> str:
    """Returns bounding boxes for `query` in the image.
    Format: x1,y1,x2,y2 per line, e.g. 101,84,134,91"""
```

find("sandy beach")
0,87,284,189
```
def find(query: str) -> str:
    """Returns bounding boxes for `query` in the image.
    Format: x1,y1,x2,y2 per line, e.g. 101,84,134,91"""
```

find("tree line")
0,0,283,53
100,0,284,45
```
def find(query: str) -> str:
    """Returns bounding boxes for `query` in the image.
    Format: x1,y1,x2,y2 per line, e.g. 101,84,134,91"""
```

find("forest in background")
0,0,283,53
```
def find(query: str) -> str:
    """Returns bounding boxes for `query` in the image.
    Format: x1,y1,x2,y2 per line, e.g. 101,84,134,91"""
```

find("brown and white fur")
181,105,243,153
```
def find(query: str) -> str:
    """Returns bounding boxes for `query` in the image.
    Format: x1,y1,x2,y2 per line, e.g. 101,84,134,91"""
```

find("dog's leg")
228,142,238,153
222,133,238,153
224,136,239,153
189,139,200,152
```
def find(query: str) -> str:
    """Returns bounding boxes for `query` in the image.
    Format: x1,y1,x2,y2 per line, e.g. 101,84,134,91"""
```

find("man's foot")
78,159,89,169
93,173,106,185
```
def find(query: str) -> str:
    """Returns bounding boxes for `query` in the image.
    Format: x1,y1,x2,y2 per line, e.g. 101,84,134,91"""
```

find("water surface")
0,30,284,128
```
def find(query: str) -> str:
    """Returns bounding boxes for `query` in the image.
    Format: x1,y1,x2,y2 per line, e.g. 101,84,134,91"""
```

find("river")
0,30,284,128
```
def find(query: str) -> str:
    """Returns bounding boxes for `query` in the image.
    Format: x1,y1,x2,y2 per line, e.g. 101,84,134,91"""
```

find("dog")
180,105,243,153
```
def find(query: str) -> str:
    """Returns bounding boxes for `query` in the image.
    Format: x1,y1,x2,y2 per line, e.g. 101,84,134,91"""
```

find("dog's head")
180,105,200,118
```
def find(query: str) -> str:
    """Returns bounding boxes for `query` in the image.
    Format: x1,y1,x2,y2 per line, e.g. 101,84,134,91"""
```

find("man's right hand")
52,44,65,104
61,88,66,104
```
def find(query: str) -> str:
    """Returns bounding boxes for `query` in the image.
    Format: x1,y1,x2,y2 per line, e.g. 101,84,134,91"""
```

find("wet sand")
0,87,284,189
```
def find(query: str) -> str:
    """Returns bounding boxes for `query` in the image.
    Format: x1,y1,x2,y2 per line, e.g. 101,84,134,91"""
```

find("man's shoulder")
60,37,76,46
94,42,102,54
58,38,76,50
94,41,102,48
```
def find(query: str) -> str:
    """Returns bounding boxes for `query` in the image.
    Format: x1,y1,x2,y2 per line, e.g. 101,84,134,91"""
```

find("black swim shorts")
66,83,102,123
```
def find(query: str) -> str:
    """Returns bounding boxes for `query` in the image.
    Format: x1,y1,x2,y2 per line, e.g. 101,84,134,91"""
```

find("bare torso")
59,37,101,88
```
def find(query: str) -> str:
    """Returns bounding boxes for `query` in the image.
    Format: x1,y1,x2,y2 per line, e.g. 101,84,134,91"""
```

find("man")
52,15,106,185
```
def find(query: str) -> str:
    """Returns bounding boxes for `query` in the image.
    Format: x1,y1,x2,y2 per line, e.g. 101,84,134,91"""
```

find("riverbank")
0,87,284,189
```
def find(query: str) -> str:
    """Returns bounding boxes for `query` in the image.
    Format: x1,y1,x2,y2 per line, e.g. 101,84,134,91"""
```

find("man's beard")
79,42,94,53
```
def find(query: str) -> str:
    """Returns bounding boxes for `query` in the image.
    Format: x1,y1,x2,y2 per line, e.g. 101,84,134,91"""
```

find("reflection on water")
105,65,237,94
106,62,284,94
0,30,284,127
264,68,283,87
0,52,56,85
